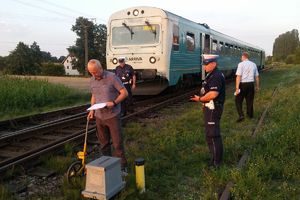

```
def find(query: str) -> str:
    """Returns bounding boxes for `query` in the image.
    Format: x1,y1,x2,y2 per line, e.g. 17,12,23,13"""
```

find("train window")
219,42,224,53
186,32,195,51
112,24,160,46
173,24,179,51
212,40,218,52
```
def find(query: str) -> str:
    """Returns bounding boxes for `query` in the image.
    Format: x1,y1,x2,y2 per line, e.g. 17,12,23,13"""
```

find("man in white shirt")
235,52,260,122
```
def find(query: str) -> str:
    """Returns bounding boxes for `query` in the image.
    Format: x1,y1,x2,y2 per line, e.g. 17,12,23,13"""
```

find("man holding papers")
87,59,128,173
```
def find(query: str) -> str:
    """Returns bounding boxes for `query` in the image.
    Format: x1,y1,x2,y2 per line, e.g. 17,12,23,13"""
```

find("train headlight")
133,9,139,16
149,57,156,64
112,58,118,64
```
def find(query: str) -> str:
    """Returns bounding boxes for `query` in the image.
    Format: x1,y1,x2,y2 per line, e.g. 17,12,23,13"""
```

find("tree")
294,47,300,64
41,51,58,62
68,17,107,75
58,56,66,63
0,56,8,73
273,29,299,61
30,41,43,65
285,54,295,64
7,42,40,75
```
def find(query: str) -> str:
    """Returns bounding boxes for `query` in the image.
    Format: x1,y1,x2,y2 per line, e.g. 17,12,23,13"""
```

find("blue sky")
1,0,299,57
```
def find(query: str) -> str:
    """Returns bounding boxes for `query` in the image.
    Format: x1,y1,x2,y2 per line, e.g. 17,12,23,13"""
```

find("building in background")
62,55,80,75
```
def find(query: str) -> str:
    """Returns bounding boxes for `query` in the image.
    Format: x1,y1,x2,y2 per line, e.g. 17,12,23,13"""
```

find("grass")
0,76,89,121
2,65,299,199
116,64,300,199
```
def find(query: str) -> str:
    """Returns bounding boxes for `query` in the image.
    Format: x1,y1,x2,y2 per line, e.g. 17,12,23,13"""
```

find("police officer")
115,57,136,117
190,54,225,168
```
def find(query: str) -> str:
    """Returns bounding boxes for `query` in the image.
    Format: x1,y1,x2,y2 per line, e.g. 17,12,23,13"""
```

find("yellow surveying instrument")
66,119,90,184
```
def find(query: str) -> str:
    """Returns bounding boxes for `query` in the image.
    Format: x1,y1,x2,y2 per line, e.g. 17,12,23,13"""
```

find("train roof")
108,6,264,52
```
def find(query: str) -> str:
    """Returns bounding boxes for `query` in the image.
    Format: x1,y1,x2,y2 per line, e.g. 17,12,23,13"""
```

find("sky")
1,0,300,57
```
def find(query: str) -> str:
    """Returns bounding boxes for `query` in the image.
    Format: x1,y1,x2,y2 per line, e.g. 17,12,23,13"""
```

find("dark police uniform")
115,63,134,116
202,68,225,167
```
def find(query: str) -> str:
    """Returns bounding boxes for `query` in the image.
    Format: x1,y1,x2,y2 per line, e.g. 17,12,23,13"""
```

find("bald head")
87,59,103,79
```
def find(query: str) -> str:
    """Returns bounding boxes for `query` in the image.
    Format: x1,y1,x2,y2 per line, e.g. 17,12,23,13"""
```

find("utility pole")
82,18,96,76
84,25,88,76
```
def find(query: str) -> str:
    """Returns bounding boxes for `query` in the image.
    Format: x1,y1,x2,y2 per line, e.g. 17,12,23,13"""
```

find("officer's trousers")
121,83,132,116
204,105,223,166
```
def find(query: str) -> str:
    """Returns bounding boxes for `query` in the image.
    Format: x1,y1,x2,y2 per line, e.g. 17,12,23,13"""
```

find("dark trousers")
95,115,127,168
235,82,255,118
204,105,224,166
121,84,133,116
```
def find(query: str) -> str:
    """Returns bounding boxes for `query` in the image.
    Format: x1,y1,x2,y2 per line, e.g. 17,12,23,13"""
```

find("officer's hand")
190,95,200,102
87,110,94,120
106,102,114,108
132,84,136,90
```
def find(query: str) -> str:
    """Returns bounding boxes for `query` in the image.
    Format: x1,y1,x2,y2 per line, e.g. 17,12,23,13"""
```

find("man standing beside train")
87,59,128,173
190,54,225,168
235,52,260,122
115,57,136,117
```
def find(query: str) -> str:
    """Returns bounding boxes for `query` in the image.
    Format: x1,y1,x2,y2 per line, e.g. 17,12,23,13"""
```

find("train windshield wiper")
122,22,134,39
145,21,157,39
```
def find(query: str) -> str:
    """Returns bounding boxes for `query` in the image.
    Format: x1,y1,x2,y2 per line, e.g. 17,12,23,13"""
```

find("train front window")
112,25,160,46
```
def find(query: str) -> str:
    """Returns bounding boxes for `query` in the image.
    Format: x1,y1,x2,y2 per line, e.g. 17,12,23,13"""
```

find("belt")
122,82,130,84
240,82,254,84
214,101,223,106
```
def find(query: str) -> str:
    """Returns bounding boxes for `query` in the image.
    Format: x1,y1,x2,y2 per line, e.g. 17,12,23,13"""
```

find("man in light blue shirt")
235,52,260,122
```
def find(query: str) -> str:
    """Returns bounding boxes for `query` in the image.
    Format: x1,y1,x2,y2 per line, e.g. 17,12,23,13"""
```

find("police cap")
118,56,126,63
203,54,219,65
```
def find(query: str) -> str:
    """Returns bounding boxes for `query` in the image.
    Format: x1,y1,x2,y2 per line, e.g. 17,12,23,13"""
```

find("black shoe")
207,159,214,167
236,116,244,123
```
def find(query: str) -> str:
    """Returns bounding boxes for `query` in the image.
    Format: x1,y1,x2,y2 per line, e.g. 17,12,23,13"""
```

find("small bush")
40,62,65,76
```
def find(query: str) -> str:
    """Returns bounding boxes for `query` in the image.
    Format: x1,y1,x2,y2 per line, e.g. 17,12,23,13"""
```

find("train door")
204,34,211,54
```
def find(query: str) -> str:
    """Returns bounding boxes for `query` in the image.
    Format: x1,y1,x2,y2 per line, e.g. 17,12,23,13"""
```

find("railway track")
1,68,270,174
0,88,198,172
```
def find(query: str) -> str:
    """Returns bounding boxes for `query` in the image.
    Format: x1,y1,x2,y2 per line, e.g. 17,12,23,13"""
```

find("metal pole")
135,158,145,193
84,26,88,76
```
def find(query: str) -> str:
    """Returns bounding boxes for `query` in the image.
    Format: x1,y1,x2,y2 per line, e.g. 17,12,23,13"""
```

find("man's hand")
106,101,114,108
87,110,94,120
235,88,240,96
190,95,200,102
256,86,260,92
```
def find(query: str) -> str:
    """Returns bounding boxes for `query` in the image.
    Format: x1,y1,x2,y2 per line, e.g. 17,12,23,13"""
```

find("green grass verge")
0,76,89,121
116,65,300,199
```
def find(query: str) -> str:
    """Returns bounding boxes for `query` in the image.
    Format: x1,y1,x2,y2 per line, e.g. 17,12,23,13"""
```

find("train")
106,6,265,95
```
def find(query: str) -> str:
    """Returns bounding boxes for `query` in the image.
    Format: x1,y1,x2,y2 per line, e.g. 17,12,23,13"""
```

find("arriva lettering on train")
128,57,143,61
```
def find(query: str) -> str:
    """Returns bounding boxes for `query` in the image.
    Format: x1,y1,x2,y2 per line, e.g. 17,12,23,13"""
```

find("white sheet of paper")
87,103,107,111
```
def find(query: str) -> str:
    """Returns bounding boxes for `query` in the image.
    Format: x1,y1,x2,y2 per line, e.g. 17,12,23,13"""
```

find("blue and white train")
106,6,265,95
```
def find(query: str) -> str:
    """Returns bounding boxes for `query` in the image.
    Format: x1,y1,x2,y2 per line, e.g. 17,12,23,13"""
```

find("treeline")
272,29,300,64
0,42,66,76
0,17,107,76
